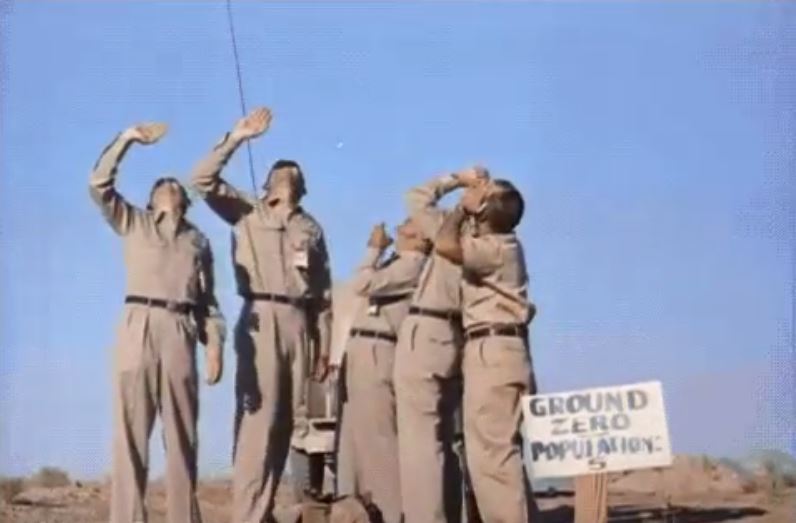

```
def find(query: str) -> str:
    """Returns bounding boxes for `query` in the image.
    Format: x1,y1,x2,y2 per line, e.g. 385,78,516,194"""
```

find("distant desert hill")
737,449,796,476
610,455,753,497
531,451,796,497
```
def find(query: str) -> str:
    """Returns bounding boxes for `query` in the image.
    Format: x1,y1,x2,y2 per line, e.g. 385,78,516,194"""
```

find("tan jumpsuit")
460,232,536,523
394,174,466,523
191,133,332,523
90,135,226,523
344,247,427,523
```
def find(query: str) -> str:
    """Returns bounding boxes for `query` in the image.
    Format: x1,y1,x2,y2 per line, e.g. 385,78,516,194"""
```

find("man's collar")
154,209,189,233
263,198,303,218
154,209,177,223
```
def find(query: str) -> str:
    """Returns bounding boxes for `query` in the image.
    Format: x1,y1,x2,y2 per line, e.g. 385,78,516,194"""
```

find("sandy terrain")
1,478,794,523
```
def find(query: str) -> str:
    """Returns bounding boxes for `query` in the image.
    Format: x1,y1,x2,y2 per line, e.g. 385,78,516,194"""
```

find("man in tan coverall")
394,167,488,523
343,220,430,523
436,178,537,523
191,108,332,523
90,123,226,523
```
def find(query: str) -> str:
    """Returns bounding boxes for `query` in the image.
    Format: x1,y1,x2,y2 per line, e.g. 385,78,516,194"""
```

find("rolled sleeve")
405,173,460,240
352,249,425,298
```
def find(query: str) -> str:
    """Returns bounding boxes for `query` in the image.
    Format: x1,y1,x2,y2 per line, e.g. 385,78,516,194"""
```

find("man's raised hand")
123,122,168,145
368,223,393,251
232,107,272,141
455,165,490,188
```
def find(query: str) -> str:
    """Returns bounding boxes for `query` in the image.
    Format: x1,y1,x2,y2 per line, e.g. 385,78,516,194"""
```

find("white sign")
521,381,672,479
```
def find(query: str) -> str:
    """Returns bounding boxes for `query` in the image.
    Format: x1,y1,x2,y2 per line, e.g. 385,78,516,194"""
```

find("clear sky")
0,1,793,478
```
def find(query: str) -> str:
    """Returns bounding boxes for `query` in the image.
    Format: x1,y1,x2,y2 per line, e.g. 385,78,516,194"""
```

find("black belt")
409,306,462,322
349,328,398,343
465,324,527,341
241,292,306,307
369,294,408,307
125,296,193,314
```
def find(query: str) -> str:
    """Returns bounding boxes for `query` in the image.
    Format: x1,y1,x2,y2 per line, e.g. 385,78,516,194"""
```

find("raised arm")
190,107,272,225
435,178,491,266
434,206,468,265
89,123,166,234
405,166,489,240
351,224,422,297
195,237,227,385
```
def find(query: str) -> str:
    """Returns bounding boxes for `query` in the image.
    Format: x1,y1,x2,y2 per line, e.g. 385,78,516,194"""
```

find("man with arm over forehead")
394,167,488,523
90,123,226,523
435,177,538,523
343,220,430,523
190,108,333,523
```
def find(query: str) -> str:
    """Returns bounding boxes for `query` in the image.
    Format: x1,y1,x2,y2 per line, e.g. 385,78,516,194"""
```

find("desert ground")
2,481,794,523
2,456,795,522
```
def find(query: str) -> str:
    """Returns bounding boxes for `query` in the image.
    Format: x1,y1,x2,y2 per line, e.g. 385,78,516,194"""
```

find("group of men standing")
335,165,536,523
91,106,537,523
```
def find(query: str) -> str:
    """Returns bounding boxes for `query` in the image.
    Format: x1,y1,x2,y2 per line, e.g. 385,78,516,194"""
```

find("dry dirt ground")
1,480,794,523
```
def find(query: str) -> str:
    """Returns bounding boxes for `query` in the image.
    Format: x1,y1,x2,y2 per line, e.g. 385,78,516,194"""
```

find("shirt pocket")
240,218,289,283
287,228,313,293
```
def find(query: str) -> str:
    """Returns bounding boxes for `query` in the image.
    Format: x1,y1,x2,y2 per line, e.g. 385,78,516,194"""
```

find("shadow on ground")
610,504,766,522
538,503,767,523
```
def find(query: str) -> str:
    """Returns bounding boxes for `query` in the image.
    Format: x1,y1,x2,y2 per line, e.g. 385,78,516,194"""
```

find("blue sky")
0,1,793,478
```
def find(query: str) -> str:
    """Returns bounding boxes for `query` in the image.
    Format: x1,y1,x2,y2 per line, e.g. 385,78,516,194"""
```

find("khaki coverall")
90,135,226,523
394,174,466,523
460,232,536,523
191,134,332,523
344,247,427,523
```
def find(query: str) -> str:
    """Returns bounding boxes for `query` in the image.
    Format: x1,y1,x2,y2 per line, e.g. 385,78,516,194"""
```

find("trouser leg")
110,308,158,523
159,314,202,523
347,338,401,523
463,337,532,523
394,319,463,523
233,304,307,523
